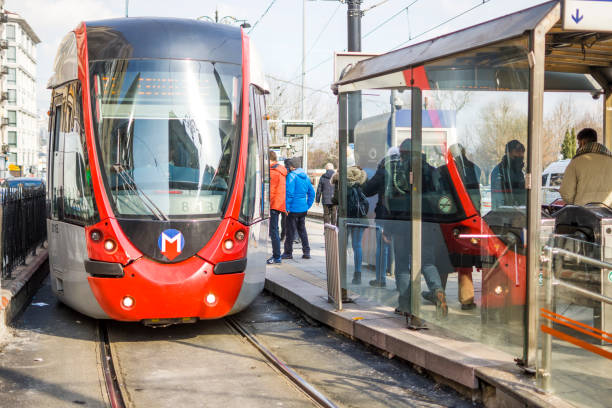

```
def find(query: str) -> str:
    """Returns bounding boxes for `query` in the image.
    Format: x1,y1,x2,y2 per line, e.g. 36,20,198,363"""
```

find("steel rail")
553,278,612,305
226,317,339,408
544,245,612,270
99,323,127,408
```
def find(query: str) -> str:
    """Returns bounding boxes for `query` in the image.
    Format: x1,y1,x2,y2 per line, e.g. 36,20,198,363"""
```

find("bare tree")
265,76,338,152
430,90,472,113
542,98,576,167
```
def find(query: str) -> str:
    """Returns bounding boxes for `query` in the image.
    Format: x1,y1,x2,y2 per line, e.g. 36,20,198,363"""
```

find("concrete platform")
266,220,575,408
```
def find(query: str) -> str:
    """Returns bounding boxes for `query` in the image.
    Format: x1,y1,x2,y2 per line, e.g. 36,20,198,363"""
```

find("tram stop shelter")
332,1,612,406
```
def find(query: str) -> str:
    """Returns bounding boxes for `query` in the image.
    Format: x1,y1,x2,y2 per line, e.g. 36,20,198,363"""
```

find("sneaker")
407,314,428,330
421,291,435,304
266,257,281,265
369,279,386,287
351,276,361,285
461,302,477,311
280,253,293,260
302,254,311,259
435,290,448,319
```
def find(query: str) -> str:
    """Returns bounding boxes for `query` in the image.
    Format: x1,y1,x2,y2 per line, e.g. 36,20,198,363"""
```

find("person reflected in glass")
386,139,447,329
332,166,368,284
491,140,526,209
560,128,612,207
436,143,481,310
362,147,399,288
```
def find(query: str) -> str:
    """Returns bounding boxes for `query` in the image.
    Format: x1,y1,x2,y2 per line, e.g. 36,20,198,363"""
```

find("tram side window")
51,104,63,220
62,83,98,224
240,86,264,224
254,88,270,219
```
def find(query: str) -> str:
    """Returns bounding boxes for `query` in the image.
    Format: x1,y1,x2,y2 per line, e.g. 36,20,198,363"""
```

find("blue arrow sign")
572,9,584,23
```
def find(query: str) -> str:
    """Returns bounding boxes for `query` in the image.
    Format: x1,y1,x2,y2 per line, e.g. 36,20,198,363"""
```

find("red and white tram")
46,18,270,324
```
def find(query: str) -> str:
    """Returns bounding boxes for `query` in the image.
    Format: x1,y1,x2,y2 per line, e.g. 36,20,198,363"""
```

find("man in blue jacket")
281,158,315,259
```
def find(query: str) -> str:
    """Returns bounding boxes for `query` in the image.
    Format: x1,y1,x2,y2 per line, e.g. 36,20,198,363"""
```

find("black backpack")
347,185,369,218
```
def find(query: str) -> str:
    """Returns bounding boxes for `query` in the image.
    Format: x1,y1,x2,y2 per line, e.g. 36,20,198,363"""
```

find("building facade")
1,10,40,177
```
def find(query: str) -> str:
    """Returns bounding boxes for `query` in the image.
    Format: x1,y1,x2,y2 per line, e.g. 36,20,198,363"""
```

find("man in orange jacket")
268,150,287,264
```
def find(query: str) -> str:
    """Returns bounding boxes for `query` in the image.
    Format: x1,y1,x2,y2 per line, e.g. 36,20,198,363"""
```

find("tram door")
47,83,107,318
231,85,269,312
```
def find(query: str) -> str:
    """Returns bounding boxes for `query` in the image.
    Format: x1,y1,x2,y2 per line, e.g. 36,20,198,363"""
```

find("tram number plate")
51,223,59,234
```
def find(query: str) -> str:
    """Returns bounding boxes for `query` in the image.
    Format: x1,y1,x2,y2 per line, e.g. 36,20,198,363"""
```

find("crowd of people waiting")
266,128,612,330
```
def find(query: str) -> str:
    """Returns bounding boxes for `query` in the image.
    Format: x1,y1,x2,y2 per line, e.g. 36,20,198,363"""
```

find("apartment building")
1,10,40,177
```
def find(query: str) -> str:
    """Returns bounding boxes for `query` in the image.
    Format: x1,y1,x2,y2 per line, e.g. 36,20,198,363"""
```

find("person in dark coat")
491,140,526,209
316,163,337,225
362,147,399,287
436,144,481,310
374,139,447,329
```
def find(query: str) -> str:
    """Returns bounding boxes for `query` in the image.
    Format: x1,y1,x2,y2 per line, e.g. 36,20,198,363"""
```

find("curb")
0,247,49,340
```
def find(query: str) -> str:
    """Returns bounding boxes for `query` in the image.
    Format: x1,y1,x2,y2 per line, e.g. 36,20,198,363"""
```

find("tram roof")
85,17,243,64
335,1,612,92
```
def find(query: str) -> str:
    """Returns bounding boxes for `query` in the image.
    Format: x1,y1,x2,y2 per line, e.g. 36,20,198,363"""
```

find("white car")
542,159,570,204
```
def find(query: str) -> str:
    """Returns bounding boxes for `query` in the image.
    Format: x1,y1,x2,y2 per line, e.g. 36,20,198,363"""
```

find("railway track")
99,322,127,408
98,319,337,408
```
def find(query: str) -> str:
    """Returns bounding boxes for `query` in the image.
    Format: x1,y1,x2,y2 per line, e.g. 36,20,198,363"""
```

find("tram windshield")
89,59,241,219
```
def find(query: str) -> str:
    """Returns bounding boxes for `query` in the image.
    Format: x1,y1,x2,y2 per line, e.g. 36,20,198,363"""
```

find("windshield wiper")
112,164,169,221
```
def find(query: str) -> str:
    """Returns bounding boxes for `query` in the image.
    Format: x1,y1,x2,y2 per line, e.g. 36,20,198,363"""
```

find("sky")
9,0,553,117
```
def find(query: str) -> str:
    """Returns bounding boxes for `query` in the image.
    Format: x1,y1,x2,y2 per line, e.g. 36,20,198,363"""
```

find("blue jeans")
269,210,282,259
375,223,391,284
349,226,365,274
391,223,443,314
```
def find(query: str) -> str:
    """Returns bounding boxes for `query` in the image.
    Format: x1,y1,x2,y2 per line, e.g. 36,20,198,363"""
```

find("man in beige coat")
560,128,612,207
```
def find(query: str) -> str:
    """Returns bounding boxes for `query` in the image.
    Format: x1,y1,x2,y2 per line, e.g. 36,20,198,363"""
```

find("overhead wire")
363,0,419,39
290,0,420,84
248,0,279,34
389,0,493,51
271,0,495,115
289,2,343,81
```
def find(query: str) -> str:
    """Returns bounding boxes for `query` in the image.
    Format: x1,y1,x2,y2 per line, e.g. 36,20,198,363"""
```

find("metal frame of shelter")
333,0,612,370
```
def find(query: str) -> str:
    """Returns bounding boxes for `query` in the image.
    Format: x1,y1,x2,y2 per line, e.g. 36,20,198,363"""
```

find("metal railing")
1,186,47,279
324,223,342,310
537,244,612,392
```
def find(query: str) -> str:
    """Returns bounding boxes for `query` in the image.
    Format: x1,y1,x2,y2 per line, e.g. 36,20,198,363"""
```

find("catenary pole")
346,0,362,144
302,0,306,120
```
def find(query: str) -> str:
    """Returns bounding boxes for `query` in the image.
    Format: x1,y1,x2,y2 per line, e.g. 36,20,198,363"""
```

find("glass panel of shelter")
341,36,532,357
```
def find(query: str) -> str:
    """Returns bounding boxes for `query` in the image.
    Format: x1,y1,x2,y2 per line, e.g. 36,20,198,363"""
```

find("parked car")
542,159,570,205
0,177,45,190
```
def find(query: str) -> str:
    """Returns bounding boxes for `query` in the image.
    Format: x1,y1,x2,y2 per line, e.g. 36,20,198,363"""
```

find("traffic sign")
283,121,313,138
563,0,612,32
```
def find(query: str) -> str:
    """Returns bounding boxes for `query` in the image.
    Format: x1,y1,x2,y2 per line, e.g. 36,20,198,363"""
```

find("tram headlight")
205,293,216,306
121,296,135,309
90,229,102,242
223,239,234,250
494,285,504,295
104,239,117,253
235,230,246,242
